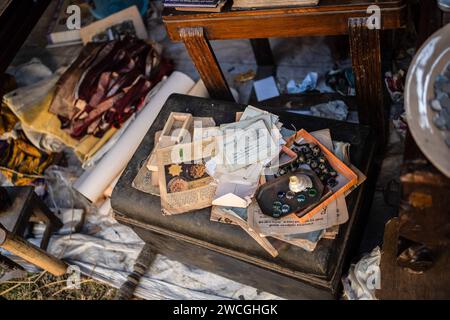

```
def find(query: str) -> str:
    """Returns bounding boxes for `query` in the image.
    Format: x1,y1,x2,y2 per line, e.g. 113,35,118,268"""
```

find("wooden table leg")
30,193,63,250
179,27,234,101
250,38,274,66
250,38,276,82
348,18,386,147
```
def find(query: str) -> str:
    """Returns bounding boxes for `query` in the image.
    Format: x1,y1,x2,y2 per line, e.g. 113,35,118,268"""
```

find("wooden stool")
0,186,63,250
162,1,407,146
0,186,67,277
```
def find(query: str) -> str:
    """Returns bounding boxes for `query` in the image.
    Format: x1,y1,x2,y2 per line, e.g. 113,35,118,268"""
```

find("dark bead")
297,194,306,203
300,145,310,154
286,191,295,199
281,204,291,214
272,208,282,218
327,177,338,188
307,188,317,197
439,95,450,109
273,201,282,208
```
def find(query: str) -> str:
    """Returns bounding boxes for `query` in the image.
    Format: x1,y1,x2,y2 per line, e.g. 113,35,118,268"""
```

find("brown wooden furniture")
0,187,63,251
0,0,51,74
162,1,407,145
112,94,378,299
377,1,450,300
0,224,67,277
0,187,66,277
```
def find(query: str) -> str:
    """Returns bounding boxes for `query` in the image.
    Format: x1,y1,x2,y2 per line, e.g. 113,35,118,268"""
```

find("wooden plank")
163,2,406,41
398,169,450,247
179,27,234,101
349,17,385,147
250,38,275,67
0,225,67,277
377,218,450,299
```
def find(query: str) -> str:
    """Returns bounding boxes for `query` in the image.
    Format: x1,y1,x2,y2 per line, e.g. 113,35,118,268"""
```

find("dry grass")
0,269,117,300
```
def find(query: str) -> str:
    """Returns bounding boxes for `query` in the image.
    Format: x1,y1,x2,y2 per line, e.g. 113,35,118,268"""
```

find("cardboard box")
285,129,358,223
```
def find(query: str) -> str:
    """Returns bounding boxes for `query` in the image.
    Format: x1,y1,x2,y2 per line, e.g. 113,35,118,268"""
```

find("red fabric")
63,37,173,139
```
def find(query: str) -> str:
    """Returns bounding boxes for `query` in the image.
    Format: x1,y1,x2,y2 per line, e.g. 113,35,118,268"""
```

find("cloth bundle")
0,136,54,186
0,76,54,185
49,36,173,139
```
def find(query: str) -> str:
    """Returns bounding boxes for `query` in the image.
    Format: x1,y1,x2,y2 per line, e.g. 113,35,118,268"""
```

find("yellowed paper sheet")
157,138,217,215
80,6,148,44
211,206,278,257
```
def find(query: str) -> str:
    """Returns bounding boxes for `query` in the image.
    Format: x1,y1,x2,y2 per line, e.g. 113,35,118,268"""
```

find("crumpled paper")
6,58,53,87
310,100,349,121
342,246,381,300
287,72,318,94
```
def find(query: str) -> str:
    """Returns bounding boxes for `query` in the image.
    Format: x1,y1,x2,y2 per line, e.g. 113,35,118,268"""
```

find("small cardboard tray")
159,112,193,148
285,129,358,223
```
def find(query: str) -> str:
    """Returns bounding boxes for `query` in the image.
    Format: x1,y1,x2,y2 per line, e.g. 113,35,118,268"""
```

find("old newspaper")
157,138,216,215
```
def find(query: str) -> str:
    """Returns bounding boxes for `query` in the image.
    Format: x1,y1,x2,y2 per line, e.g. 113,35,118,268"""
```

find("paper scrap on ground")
253,76,280,101
286,72,318,94
342,246,381,300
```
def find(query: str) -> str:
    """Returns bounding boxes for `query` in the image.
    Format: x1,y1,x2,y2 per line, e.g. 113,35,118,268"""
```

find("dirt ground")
0,268,117,300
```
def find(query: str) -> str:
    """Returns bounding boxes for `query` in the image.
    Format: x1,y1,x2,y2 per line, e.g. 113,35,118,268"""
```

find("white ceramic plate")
405,23,450,177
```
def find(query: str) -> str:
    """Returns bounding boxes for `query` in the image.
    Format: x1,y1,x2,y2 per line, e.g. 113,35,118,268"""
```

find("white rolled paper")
74,71,195,202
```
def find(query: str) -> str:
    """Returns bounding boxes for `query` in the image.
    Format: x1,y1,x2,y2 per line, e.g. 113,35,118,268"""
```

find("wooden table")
162,0,406,145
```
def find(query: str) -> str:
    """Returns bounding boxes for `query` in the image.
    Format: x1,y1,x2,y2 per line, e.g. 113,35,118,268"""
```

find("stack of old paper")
200,106,284,208
132,106,365,257
209,121,365,257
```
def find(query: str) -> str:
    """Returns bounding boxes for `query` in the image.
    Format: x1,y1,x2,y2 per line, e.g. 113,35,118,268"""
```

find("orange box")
285,129,358,223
